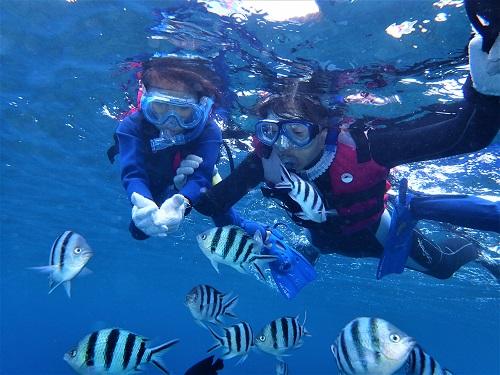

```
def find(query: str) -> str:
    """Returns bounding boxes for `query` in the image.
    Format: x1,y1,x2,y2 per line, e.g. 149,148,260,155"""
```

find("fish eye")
70,350,77,357
258,335,266,342
201,234,207,240
389,334,400,343
73,248,82,254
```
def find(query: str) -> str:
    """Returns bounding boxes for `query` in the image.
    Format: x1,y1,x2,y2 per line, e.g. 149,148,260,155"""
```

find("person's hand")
131,193,168,237
173,155,203,190
469,33,500,96
156,194,188,233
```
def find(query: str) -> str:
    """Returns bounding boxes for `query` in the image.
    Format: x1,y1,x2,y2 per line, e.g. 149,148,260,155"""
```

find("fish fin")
222,295,238,318
206,326,224,353
28,265,58,273
252,262,267,281
63,281,72,298
149,339,180,360
78,267,93,277
235,354,248,366
324,209,338,216
444,369,454,375
151,359,170,375
330,344,337,357
274,181,293,190
195,320,209,330
250,254,279,263
295,212,311,221
48,280,64,295
210,259,220,273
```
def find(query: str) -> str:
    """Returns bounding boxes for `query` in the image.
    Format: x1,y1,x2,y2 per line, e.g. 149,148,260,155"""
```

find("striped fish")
330,317,416,375
254,314,310,358
406,345,453,375
207,321,254,364
276,360,289,375
196,225,278,280
185,284,238,326
64,328,179,374
275,164,329,223
30,231,93,298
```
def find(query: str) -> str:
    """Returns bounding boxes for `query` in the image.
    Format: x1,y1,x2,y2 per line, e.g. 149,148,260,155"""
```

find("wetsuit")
116,111,238,239
195,78,499,279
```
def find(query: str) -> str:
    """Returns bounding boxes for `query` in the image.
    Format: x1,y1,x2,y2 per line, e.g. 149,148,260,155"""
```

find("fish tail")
148,338,180,360
207,326,224,353
222,295,238,318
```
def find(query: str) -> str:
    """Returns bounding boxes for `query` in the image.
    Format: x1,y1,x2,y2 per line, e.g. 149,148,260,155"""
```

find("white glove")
155,194,188,233
469,33,500,96
173,155,203,190
131,193,168,237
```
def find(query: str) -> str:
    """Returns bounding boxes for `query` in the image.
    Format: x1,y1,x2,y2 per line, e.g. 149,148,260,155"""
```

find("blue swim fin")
377,178,417,279
262,225,317,299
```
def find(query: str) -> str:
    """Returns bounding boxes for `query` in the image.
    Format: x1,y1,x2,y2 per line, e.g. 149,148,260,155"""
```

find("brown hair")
253,93,331,128
141,57,223,104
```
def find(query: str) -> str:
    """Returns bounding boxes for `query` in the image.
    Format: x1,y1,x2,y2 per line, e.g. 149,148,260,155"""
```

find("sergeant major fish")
330,317,416,375
30,231,93,298
255,314,310,358
197,225,278,280
406,345,453,375
207,321,254,364
185,284,238,326
64,328,179,374
275,164,330,223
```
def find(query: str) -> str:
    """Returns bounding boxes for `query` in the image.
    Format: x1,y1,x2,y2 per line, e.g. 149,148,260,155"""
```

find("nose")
274,134,291,150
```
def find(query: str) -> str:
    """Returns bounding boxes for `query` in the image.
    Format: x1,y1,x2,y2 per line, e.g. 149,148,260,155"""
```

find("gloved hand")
131,192,168,237
469,33,500,96
173,155,203,190
156,194,188,233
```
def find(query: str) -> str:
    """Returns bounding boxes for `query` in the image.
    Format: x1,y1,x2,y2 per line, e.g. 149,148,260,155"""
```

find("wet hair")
253,93,332,128
141,57,223,104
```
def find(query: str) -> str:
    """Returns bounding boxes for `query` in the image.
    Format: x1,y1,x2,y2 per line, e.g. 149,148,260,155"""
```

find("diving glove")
131,192,169,237
377,178,417,279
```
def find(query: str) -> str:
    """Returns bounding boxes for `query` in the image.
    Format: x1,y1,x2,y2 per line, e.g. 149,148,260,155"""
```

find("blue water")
1,1,499,374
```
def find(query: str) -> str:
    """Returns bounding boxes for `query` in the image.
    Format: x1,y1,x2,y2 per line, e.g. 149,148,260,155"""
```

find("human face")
273,121,328,172
142,79,200,135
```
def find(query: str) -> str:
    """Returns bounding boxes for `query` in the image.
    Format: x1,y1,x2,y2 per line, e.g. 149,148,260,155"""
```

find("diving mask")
141,88,212,130
256,119,321,148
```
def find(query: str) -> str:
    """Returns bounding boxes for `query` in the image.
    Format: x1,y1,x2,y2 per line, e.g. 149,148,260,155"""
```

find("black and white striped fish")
276,360,289,375
185,284,238,326
30,231,93,298
330,317,416,375
207,321,254,364
275,164,329,223
406,345,453,375
196,225,278,280
254,314,310,358
64,328,179,374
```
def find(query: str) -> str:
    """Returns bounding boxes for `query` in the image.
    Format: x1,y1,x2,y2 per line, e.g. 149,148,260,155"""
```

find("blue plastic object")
262,225,317,299
377,178,417,279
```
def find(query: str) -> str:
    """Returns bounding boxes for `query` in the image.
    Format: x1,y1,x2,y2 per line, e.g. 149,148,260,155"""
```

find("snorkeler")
189,15,500,285
111,55,312,297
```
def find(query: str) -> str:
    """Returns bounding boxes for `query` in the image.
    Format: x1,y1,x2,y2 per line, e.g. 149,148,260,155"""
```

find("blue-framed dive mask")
255,119,321,148
141,88,211,130
141,88,214,152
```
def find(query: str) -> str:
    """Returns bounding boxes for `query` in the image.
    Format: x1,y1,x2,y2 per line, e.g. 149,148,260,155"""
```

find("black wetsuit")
195,78,499,279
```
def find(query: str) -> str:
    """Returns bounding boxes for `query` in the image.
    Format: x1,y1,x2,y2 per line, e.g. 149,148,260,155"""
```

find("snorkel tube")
150,97,214,152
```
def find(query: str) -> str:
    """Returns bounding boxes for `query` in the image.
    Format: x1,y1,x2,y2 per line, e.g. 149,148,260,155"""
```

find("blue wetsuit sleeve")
116,114,153,201
179,121,222,205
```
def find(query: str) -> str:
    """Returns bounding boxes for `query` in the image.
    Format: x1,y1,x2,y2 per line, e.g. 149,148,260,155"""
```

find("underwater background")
1,0,499,374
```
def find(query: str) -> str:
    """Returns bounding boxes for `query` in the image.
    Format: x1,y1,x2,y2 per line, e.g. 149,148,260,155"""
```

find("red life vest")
328,141,390,234
255,133,390,235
